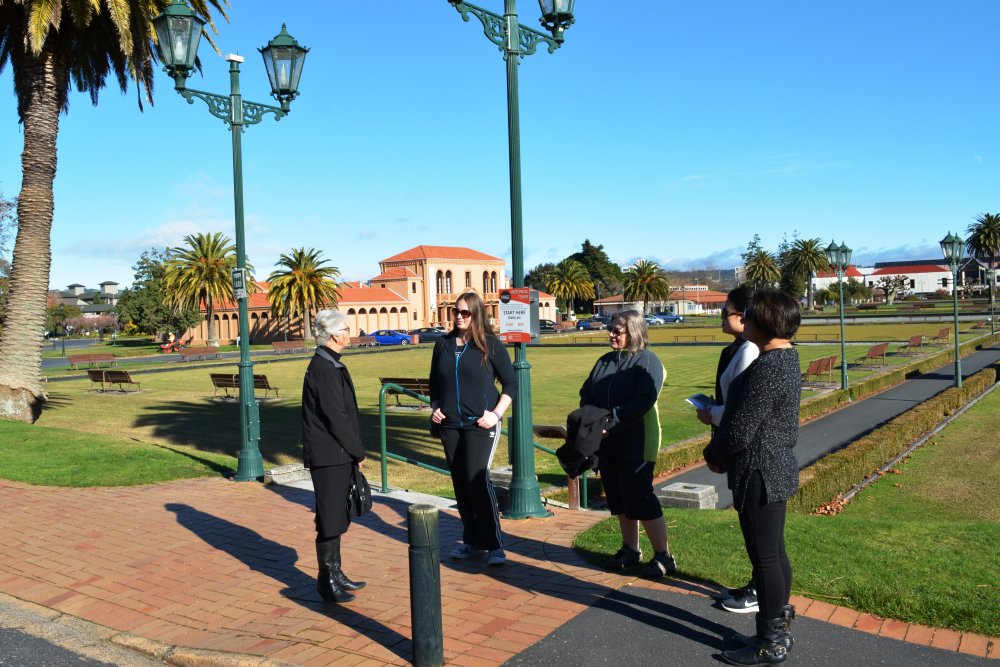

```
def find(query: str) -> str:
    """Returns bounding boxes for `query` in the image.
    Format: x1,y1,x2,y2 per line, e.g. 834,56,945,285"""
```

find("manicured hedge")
789,363,1000,514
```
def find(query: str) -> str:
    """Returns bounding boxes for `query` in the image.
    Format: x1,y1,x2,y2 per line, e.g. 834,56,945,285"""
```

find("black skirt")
310,463,354,539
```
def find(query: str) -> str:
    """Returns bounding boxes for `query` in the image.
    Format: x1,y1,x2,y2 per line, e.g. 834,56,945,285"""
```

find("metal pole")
952,263,962,388
503,0,547,519
991,265,996,336
60,306,66,357
838,271,848,391
408,504,443,667
228,56,264,482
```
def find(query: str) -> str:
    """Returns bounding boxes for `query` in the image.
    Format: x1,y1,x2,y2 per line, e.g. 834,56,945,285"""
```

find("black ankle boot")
731,603,795,650
721,615,789,665
316,537,355,603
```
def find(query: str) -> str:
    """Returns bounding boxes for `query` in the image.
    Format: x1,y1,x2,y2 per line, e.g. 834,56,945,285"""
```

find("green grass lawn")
575,387,1000,635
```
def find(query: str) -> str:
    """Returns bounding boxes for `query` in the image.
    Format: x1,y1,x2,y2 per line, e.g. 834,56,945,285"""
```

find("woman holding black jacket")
302,310,367,604
430,291,517,567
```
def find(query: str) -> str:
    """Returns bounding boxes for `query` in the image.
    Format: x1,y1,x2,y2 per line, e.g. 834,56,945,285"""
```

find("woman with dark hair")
429,291,517,566
704,290,802,665
580,310,675,579
698,287,760,613
302,310,367,604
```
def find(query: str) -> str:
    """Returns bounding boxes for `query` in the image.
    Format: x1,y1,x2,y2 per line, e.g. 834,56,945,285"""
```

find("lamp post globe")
940,232,964,388
824,240,851,391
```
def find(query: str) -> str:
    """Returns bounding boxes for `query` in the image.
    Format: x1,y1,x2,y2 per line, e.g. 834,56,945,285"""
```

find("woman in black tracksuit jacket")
429,291,517,566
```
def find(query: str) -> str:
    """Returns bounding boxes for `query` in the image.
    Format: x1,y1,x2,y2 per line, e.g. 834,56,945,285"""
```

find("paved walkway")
0,477,996,665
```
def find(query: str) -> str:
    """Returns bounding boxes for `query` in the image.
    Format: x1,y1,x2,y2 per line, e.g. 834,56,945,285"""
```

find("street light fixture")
825,240,852,391
59,304,67,357
940,232,964,388
153,0,308,482
446,0,574,518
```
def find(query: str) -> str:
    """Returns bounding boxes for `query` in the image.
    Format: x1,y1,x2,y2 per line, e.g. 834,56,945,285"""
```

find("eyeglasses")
609,328,626,336
454,309,473,319
743,307,753,321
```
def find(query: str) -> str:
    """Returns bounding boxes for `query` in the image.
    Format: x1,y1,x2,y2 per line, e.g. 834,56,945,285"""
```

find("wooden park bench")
857,303,879,311
87,369,140,392
898,335,923,355
349,336,379,348
928,327,950,344
971,320,988,330
272,339,308,354
180,346,221,361
379,377,431,407
802,356,837,384
553,322,576,333
210,373,279,399
913,303,936,310
857,342,889,367
68,352,117,370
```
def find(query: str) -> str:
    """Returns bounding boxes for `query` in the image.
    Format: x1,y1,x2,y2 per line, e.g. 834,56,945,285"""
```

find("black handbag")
346,465,372,518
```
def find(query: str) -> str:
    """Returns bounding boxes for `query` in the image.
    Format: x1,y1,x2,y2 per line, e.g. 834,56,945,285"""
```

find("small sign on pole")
498,288,532,343
231,268,248,301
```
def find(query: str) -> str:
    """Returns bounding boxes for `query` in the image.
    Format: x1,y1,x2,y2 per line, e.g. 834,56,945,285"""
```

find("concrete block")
265,463,311,485
658,482,718,509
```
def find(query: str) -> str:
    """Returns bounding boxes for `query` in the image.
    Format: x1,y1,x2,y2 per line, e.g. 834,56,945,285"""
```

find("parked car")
644,315,664,326
538,319,558,333
577,319,607,330
370,329,412,345
407,327,447,343
657,313,685,323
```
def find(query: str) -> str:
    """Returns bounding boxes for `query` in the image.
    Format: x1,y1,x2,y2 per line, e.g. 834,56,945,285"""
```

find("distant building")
181,245,557,344
50,281,120,310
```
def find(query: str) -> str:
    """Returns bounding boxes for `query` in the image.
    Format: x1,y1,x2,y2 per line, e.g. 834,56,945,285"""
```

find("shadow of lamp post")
445,0,575,518
153,0,308,481
825,240,852,391
940,232,964,388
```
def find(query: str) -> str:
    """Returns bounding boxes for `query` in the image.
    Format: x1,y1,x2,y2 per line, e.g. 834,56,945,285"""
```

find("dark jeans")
738,470,792,619
440,425,503,551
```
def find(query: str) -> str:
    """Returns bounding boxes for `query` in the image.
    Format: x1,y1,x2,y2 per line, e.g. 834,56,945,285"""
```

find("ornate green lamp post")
446,0,574,518
153,0,308,482
940,232,964,388
825,240,852,391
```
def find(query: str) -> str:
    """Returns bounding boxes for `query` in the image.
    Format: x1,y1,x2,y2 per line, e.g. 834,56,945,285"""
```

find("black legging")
738,470,792,618
440,426,503,551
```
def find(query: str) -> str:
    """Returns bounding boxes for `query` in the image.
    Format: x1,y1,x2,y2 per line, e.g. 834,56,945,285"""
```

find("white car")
644,315,664,326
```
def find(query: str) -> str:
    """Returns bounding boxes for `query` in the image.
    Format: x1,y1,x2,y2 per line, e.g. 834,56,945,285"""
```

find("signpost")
498,288,534,343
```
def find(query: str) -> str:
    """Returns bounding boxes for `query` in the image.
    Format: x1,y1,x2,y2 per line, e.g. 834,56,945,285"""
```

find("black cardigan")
704,346,801,510
301,346,366,468
428,334,517,429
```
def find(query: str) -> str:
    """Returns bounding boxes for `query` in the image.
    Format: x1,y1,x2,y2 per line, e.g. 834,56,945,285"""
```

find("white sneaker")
450,544,487,560
487,549,507,566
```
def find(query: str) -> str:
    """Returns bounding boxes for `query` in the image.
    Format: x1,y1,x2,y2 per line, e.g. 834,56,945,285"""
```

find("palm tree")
744,249,781,289
546,259,595,316
0,0,226,422
267,248,341,341
966,213,1000,316
163,233,251,346
623,259,670,314
783,238,830,309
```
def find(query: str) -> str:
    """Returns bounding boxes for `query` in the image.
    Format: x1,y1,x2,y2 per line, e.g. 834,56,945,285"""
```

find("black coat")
557,405,611,478
302,346,366,468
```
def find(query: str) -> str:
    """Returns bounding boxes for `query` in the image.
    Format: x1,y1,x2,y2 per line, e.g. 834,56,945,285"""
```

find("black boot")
316,537,355,603
730,603,795,650
720,615,789,665
332,538,366,591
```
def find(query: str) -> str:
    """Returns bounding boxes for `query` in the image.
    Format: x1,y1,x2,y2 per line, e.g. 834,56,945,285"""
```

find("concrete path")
662,342,1000,508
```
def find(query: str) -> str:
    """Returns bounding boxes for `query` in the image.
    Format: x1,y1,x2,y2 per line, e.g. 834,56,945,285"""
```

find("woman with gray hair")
302,309,366,604
579,310,675,578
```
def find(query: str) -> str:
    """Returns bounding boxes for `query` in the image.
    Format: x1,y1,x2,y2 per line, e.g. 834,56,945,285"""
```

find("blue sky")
1,0,998,291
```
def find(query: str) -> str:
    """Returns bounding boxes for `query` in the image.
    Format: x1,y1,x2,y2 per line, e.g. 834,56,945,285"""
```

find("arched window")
347,308,357,315
490,272,497,292
483,272,489,293
436,271,444,294
445,271,452,293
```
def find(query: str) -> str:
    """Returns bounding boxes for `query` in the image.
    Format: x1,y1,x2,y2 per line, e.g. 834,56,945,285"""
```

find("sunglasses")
721,311,741,320
609,328,626,336
454,309,473,319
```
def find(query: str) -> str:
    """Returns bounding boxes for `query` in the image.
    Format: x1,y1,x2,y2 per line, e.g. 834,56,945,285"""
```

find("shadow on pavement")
164,502,413,663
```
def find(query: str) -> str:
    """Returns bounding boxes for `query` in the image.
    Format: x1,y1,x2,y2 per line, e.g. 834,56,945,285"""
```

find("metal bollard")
566,476,580,511
408,504,443,667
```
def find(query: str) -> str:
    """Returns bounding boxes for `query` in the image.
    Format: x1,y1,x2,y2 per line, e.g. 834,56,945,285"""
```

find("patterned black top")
704,346,800,510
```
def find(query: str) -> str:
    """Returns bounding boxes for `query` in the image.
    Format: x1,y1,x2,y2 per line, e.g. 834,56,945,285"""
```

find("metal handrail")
377,382,588,508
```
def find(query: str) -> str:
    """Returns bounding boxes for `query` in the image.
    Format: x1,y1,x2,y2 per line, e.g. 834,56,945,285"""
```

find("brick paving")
0,477,995,665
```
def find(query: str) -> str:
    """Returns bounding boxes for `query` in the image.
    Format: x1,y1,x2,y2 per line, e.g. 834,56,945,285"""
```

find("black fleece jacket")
429,334,518,429
301,346,366,468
